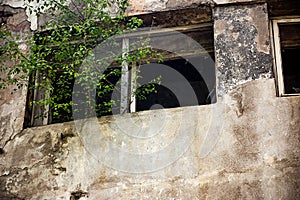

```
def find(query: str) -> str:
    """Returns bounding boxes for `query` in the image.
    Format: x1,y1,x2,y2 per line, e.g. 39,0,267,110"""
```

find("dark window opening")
278,22,300,94
137,84,180,111
136,56,215,112
95,66,122,116
281,47,300,94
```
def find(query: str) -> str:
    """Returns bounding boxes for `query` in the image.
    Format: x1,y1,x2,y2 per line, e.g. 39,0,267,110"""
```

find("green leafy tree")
0,0,161,125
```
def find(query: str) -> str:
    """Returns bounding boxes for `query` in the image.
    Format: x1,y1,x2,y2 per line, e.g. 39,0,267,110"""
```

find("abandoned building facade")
0,0,300,199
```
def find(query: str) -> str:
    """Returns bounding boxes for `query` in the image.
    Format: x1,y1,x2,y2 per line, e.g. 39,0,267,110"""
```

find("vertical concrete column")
213,3,273,97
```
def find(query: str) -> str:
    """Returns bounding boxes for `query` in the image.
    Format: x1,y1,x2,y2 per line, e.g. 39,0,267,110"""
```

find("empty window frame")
272,18,300,96
26,23,215,126
135,56,215,112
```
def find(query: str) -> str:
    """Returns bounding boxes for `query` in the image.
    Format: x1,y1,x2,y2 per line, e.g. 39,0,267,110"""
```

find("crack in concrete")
1,126,22,151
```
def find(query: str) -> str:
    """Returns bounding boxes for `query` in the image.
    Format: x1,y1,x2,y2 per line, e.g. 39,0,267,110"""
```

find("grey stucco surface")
0,79,299,199
0,0,299,199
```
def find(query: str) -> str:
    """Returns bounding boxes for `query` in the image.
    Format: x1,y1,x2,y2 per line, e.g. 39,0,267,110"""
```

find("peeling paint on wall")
214,3,273,96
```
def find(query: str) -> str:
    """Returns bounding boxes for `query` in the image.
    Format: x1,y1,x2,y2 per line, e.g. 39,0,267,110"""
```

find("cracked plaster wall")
0,0,300,199
0,79,299,199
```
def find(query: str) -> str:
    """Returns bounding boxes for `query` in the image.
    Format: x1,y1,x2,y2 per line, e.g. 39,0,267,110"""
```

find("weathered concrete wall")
0,79,299,199
0,0,299,199
1,0,214,31
128,0,214,14
0,5,30,159
0,85,27,153
0,0,285,31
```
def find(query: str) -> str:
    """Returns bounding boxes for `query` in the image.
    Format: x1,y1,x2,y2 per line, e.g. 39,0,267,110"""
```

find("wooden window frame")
271,17,300,96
